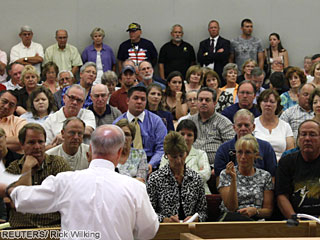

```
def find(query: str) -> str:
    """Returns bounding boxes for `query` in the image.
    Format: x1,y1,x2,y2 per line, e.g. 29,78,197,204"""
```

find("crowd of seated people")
1,17,320,229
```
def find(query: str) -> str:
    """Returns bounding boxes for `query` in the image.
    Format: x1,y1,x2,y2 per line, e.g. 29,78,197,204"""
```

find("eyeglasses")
236,150,255,156
92,93,108,98
238,91,254,96
65,94,84,104
187,98,198,102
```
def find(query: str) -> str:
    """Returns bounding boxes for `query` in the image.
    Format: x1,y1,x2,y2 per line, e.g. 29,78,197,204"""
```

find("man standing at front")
276,120,320,219
198,20,230,85
117,23,158,72
113,86,167,172
7,125,159,239
10,26,44,74
159,24,196,79
188,87,234,166
229,19,264,71
44,29,83,76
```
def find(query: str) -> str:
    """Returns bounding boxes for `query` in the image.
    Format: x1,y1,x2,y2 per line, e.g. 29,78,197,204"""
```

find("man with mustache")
221,80,261,123
158,24,196,79
188,87,234,167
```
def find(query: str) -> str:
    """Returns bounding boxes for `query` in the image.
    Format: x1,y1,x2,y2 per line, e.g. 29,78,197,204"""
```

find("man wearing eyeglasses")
276,120,320,219
0,90,26,152
89,84,121,127
221,80,261,123
46,117,89,170
43,85,95,148
9,26,44,74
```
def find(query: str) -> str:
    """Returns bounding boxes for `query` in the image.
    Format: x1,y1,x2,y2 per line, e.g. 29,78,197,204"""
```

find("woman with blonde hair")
218,134,273,221
237,59,257,84
15,65,40,115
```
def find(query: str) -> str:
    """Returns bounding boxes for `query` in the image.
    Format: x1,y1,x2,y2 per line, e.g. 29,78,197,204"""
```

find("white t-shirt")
254,117,293,161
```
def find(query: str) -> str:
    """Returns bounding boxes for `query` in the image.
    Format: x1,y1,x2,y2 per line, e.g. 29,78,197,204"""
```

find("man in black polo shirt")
158,24,196,79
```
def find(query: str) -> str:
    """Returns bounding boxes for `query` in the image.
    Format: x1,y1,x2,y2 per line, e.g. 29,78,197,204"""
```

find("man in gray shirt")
229,19,264,71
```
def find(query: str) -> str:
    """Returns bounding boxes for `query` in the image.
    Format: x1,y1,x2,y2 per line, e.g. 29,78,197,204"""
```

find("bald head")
90,125,125,164
92,84,109,95
91,84,109,110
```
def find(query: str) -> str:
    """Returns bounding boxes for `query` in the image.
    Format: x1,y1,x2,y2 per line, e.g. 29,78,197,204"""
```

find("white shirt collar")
210,36,219,42
89,159,115,170
127,110,145,123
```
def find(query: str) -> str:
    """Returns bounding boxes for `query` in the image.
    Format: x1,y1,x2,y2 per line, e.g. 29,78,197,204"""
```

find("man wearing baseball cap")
117,23,158,72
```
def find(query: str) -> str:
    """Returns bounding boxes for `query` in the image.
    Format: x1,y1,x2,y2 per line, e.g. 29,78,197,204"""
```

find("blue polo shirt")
221,103,261,123
214,135,277,177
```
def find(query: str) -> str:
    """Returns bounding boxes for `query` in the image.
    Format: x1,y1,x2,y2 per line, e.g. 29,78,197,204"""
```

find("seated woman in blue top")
218,134,273,221
20,86,57,126
280,67,306,111
81,27,116,83
146,83,174,132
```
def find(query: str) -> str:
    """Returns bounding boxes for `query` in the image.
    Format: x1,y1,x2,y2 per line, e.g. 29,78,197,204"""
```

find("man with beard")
136,61,165,89
46,117,89,170
158,24,196,79
109,65,136,113
221,80,260,123
43,84,95,147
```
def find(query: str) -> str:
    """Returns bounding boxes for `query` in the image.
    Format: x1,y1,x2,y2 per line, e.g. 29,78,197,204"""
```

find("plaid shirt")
188,112,235,166
6,154,71,228
280,105,314,139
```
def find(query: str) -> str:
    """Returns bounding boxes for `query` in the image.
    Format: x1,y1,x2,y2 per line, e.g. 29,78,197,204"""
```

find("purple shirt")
81,43,116,72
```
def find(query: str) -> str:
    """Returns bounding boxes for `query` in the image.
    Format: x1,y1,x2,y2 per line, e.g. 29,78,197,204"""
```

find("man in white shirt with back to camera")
7,124,159,240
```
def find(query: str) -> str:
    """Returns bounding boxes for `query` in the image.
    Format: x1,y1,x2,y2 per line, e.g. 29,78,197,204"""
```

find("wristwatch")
24,57,28,62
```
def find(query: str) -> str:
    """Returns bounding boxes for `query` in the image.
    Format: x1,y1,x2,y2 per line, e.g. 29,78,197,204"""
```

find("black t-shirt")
276,151,320,216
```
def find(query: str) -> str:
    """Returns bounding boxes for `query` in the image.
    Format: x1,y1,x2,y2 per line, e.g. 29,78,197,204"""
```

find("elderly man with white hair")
10,25,44,74
89,84,121,126
6,124,159,239
43,84,95,148
54,70,74,109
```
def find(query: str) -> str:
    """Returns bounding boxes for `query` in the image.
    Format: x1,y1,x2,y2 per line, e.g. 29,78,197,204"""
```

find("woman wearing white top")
253,89,295,161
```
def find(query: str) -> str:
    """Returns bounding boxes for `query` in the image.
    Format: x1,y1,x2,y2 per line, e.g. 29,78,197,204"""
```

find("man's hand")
23,155,39,172
51,134,64,147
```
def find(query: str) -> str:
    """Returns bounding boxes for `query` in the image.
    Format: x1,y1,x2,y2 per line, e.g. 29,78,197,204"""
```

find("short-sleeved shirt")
44,43,83,71
218,166,273,212
88,104,122,127
0,115,27,138
230,36,263,71
117,38,158,66
276,151,320,216
158,40,196,78
254,117,293,161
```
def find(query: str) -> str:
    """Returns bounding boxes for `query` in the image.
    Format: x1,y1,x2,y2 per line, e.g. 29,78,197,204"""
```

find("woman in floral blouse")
218,134,273,221
115,119,148,183
147,131,207,223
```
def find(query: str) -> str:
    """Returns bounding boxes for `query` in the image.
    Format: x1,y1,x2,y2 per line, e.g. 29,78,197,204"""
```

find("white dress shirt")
43,107,96,145
11,159,159,240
